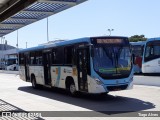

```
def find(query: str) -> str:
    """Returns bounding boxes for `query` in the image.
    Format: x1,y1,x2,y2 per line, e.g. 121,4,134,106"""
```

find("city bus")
5,58,18,71
19,36,134,95
130,41,145,73
142,37,160,73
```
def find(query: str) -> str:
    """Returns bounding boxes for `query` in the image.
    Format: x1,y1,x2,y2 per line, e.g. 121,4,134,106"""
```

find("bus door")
24,53,30,81
77,48,90,92
43,51,52,85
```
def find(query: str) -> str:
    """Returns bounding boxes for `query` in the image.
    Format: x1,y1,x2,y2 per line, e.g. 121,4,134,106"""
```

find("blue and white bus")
130,41,145,73
142,37,160,73
5,58,18,71
19,36,134,95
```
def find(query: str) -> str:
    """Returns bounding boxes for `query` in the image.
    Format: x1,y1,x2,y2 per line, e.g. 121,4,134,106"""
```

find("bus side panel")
19,66,26,81
51,66,58,87
51,66,78,90
142,58,160,73
29,66,44,85
60,66,78,90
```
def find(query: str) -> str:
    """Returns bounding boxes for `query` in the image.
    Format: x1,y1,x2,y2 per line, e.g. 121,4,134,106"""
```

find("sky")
3,0,160,48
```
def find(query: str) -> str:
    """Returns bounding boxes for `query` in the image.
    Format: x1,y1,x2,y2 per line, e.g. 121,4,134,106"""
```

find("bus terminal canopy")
0,0,87,37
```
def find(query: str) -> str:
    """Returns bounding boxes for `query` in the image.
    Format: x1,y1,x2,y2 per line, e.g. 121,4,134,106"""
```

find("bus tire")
69,82,77,96
31,75,38,89
66,78,78,96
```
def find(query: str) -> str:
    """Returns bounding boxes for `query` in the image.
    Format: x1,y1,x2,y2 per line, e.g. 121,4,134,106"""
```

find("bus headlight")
94,78,103,85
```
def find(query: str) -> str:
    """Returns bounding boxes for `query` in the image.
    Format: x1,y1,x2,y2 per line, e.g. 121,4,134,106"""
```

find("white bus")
19,36,134,95
5,58,18,71
130,41,145,73
142,37,160,73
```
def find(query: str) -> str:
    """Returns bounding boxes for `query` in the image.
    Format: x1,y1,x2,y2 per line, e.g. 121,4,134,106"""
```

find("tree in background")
129,35,147,42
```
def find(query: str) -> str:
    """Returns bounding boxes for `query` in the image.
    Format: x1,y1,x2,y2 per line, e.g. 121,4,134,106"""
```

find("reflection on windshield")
93,45,131,78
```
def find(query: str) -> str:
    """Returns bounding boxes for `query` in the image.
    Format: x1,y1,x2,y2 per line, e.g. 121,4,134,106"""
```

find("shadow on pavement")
18,86,155,116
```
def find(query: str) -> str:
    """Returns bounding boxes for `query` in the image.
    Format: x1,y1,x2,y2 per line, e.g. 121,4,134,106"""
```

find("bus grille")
107,85,128,91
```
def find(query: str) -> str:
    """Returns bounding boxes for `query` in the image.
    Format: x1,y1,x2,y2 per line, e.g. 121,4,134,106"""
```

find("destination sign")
96,38,124,44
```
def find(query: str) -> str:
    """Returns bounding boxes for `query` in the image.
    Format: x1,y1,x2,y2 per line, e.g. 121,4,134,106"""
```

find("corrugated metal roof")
0,0,87,37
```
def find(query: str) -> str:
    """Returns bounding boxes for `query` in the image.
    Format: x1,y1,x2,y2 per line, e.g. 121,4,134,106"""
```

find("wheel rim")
70,84,76,94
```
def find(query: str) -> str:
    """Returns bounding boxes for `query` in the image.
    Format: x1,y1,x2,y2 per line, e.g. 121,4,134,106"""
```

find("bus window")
35,51,42,65
154,46,160,56
52,47,64,65
64,46,73,65
30,52,36,65
145,46,151,58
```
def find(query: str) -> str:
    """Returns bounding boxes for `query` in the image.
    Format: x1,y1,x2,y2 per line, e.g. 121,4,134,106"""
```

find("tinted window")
52,47,64,64
30,52,36,65
64,46,74,64
35,51,42,65
144,41,160,62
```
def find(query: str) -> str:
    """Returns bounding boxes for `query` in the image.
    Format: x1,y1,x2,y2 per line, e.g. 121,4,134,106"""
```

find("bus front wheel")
31,76,38,89
69,82,78,96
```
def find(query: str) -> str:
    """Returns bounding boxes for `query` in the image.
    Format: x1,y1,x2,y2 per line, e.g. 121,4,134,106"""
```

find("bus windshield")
6,58,17,66
93,45,132,79
132,45,143,57
144,41,160,62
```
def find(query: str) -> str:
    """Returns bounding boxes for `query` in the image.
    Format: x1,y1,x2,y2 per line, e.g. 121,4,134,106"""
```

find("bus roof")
19,37,90,53
19,36,128,53
130,41,146,46
146,37,160,42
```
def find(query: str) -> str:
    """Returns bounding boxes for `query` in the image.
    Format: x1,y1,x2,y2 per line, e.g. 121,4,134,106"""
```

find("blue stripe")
56,67,61,87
